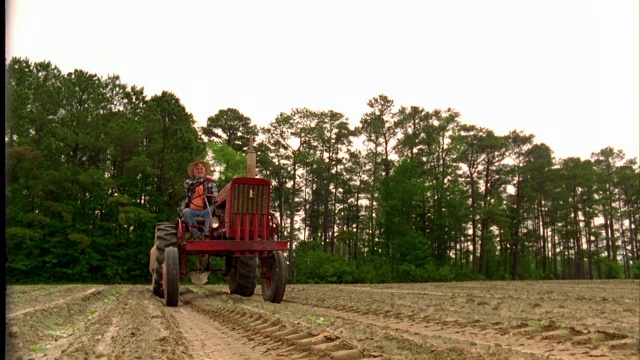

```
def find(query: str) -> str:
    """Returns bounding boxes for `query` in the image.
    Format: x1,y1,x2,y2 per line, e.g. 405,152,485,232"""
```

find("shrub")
294,241,357,284
631,261,640,279
601,258,623,279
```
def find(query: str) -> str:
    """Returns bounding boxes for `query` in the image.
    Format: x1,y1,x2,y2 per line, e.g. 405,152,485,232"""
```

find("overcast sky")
6,0,639,161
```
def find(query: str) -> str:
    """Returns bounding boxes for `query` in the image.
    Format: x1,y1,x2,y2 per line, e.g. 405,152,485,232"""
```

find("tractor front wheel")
260,251,287,303
228,256,257,297
163,247,180,307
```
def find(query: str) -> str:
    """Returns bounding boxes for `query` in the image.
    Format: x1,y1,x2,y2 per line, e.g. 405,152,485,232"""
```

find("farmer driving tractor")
150,144,288,306
182,160,218,240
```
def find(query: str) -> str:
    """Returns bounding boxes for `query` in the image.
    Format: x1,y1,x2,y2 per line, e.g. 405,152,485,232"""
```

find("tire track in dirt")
7,282,638,359
180,287,368,360
281,296,547,359
280,284,638,360
169,302,267,360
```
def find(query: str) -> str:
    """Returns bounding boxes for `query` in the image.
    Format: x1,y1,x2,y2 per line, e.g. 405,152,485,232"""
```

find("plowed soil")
5,280,639,359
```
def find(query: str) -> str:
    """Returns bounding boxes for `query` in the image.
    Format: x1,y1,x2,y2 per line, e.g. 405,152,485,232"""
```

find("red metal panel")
253,214,257,239
244,214,250,240
185,240,288,253
179,244,187,280
234,213,240,239
218,177,274,241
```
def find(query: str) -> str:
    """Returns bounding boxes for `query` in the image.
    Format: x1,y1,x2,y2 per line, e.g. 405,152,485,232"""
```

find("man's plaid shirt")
183,177,219,208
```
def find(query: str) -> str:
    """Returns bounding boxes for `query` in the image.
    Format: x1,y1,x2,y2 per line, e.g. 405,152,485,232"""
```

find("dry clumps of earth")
5,280,639,359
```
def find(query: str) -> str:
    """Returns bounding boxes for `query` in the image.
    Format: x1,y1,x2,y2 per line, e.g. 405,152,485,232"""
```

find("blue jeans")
181,208,210,237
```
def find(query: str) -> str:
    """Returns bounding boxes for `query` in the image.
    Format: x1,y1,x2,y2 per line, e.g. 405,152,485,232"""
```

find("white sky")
6,0,639,161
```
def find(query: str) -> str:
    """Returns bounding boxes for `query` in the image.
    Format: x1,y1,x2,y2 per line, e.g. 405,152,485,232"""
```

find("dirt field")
5,280,639,359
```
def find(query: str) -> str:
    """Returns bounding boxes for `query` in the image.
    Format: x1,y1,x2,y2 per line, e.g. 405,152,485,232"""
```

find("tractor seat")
195,217,206,225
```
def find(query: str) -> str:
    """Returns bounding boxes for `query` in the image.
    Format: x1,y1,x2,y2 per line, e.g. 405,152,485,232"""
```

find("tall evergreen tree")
200,108,258,152
262,109,316,276
314,110,354,253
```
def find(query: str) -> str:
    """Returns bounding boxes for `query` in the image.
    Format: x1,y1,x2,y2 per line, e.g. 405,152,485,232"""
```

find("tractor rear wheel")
228,256,257,297
155,222,177,251
261,251,287,303
163,247,180,307
152,222,178,300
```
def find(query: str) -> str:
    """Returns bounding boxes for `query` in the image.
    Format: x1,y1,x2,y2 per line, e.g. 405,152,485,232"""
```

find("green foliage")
116,206,155,228
391,232,431,270
208,142,246,188
351,258,394,283
31,343,47,353
201,108,258,152
448,264,486,281
5,57,639,285
394,262,487,283
307,315,328,324
294,240,357,283
631,261,640,279
378,159,430,264
527,270,555,280
600,258,624,279
292,240,487,284
5,58,203,284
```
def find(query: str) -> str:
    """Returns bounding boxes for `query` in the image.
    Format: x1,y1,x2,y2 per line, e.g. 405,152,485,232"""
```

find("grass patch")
30,342,48,353
307,315,327,324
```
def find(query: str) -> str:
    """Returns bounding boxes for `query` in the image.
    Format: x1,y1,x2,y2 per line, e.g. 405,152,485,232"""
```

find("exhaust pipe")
246,137,256,178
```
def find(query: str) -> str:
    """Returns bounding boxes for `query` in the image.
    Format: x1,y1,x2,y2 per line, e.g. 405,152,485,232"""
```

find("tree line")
5,57,639,284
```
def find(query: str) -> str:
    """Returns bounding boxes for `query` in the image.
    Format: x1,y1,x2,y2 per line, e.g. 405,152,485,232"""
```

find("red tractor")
149,144,288,306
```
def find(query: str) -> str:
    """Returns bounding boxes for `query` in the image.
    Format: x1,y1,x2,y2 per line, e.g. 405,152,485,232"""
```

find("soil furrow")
7,285,104,317
6,281,639,360
181,287,366,359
